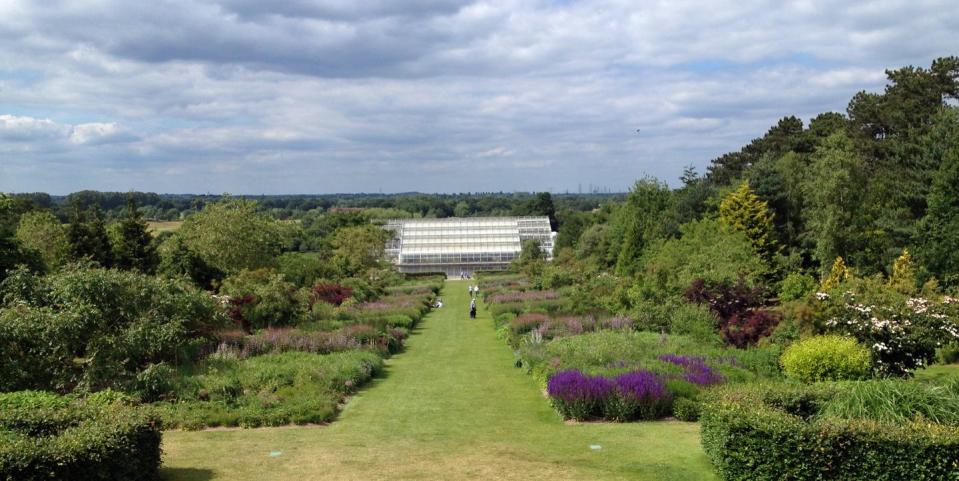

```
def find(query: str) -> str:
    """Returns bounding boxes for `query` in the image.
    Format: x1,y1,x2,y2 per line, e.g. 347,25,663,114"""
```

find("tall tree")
113,196,158,273
614,178,674,276
802,132,865,274
177,197,287,274
16,210,69,270
918,113,959,286
719,181,778,262
66,202,113,267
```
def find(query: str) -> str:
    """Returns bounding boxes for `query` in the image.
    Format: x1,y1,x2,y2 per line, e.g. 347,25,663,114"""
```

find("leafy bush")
816,277,959,375
781,335,872,382
639,219,768,300
311,282,353,307
778,272,817,302
0,266,224,393
220,268,304,332
0,391,161,481
721,309,779,348
672,397,700,421
700,382,959,481
685,277,777,347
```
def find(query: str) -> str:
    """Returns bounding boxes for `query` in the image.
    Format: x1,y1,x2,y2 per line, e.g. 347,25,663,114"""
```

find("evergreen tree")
888,249,917,294
719,181,778,261
821,257,850,291
114,196,158,273
918,123,959,286
67,202,113,267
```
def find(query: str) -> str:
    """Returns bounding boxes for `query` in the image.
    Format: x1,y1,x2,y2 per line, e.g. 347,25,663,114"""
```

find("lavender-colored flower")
657,354,724,386
547,370,614,403
547,370,614,420
614,370,670,402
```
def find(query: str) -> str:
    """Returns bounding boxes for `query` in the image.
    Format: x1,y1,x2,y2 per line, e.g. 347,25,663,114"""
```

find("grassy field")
161,281,715,480
148,220,183,234
914,363,959,383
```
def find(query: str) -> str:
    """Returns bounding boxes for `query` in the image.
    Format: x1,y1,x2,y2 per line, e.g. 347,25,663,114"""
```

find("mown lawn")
161,280,715,480
914,363,959,383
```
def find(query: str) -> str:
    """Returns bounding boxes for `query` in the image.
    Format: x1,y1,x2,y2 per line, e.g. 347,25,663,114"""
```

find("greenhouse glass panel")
383,216,555,276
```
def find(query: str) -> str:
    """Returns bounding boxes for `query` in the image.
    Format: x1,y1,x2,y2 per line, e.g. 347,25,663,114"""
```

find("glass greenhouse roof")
383,216,555,275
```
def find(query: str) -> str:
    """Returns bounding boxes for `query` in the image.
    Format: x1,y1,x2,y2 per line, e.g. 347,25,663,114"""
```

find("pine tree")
719,181,778,260
114,196,158,273
67,202,113,267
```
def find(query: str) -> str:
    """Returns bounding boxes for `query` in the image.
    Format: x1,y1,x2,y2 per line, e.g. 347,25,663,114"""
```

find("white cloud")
0,0,956,193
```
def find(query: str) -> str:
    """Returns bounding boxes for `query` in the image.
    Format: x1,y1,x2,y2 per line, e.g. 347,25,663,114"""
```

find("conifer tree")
719,181,778,260
114,196,158,273
888,248,917,294
67,202,113,267
821,256,850,291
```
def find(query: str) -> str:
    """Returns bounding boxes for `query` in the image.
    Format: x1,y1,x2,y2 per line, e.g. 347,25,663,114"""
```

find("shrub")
220,269,304,332
817,278,959,376
781,335,872,382
311,282,353,307
778,272,817,302
721,309,779,348
700,383,959,481
672,397,700,421
0,391,161,481
666,302,720,344
0,267,224,393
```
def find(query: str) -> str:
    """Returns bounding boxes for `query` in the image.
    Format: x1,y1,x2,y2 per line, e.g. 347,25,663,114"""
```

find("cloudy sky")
1,0,956,194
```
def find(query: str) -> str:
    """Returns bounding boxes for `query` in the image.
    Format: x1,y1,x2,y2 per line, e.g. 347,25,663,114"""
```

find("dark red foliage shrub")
685,277,774,347
311,282,353,307
721,309,780,348
685,277,766,321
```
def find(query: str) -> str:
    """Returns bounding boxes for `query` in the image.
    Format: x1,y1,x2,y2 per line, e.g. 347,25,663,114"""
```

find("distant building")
383,216,555,276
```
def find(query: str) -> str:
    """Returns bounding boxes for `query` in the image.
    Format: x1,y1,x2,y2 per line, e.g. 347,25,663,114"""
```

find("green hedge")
700,383,959,480
0,391,161,481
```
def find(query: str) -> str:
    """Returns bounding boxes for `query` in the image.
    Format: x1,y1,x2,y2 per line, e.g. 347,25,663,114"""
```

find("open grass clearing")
160,280,715,480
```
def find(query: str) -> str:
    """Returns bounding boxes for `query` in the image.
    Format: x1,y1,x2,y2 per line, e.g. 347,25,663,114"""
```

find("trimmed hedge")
700,383,959,480
0,391,161,481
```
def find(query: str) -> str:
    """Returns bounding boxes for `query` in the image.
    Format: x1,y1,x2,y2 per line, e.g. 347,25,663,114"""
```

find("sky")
0,1,957,195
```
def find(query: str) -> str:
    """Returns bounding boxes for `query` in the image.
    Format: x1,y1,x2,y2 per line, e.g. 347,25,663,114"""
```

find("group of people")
468,284,479,318
458,271,474,280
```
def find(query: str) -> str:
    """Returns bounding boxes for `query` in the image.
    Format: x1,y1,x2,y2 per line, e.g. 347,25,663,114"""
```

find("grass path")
161,280,716,480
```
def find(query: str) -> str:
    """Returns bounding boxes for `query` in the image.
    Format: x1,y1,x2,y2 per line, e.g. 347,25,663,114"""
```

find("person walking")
469,298,477,319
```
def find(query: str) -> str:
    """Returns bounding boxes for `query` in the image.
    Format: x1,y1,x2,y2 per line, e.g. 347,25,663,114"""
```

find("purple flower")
547,370,614,404
614,370,670,402
657,354,724,386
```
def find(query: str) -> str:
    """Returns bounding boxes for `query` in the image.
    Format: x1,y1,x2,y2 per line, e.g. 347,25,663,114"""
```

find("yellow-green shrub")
781,335,871,382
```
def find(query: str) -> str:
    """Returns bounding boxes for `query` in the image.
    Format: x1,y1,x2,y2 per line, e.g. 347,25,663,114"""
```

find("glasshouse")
384,216,555,275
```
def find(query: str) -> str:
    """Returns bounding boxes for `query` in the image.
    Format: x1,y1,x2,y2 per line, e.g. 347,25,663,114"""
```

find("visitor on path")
469,298,476,319
434,298,443,309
